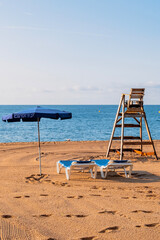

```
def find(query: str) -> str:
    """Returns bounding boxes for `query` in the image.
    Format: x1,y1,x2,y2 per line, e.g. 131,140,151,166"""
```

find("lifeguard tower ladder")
106,88,158,160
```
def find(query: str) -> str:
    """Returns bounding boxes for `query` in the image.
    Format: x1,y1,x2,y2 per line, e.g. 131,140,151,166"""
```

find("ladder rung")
116,124,140,128
110,148,141,152
118,113,144,118
123,148,141,152
123,141,152,145
113,136,141,140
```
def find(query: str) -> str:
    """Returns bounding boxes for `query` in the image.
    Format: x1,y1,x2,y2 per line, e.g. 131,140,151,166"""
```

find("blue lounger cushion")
113,160,128,163
93,159,110,166
94,159,129,166
59,160,93,168
76,160,92,164
59,160,74,168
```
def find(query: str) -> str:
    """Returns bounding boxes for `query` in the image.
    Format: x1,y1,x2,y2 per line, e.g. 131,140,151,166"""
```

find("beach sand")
0,140,159,240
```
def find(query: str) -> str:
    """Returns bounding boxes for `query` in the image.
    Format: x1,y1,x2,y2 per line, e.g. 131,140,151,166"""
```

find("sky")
0,0,160,104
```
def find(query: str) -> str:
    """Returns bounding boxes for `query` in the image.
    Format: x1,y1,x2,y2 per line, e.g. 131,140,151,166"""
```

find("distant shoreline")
0,139,160,145
0,140,109,145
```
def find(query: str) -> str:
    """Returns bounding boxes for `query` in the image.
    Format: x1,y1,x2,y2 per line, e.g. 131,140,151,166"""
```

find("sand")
0,140,159,240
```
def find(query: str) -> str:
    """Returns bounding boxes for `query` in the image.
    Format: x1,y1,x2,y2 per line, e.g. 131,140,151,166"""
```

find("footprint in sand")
25,174,51,184
40,194,48,197
39,214,52,218
65,214,87,218
135,225,141,228
132,210,152,213
90,186,98,190
121,197,129,199
89,194,101,197
33,214,52,218
44,180,52,183
54,182,68,187
67,196,75,198
14,195,31,198
61,182,68,186
75,215,87,218
65,214,72,218
99,226,119,233
146,194,157,198
77,195,83,199
1,215,12,219
14,196,22,198
80,237,95,240
99,187,106,191
67,195,84,199
144,223,159,227
98,210,116,215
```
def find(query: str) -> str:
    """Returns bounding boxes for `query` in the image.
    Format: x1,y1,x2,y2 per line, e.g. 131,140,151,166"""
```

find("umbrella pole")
37,118,42,175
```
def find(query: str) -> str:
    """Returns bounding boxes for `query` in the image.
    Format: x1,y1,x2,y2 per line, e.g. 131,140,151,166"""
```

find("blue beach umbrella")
2,106,72,175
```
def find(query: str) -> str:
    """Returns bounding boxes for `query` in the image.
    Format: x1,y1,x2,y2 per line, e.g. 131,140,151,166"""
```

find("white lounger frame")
57,161,97,180
99,161,133,178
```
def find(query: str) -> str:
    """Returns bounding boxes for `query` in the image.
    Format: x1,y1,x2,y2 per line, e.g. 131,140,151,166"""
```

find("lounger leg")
104,166,110,178
90,166,97,179
65,167,71,180
100,166,109,178
124,166,133,178
100,167,106,178
57,162,60,173
57,162,63,174
123,167,128,178
128,165,133,178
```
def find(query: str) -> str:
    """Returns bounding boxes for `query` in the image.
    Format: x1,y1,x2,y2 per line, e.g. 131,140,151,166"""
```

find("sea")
0,105,160,143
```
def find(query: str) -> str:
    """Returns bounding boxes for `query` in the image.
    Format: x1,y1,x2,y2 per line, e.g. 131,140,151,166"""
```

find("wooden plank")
140,117,142,151
130,88,145,95
123,141,152,145
123,148,141,152
119,113,144,117
133,117,140,124
116,124,140,128
116,117,122,124
120,95,125,160
130,94,144,99
106,94,124,157
131,88,145,92
113,136,141,140
126,108,144,113
143,112,158,160
110,148,141,152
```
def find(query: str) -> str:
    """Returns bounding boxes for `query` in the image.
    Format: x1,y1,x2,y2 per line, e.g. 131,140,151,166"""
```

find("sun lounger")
94,159,133,178
57,160,97,180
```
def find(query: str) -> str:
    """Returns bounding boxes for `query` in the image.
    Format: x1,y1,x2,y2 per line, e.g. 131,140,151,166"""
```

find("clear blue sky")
0,0,160,104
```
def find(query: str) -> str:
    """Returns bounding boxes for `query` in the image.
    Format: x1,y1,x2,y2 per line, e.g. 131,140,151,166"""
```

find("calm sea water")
0,105,160,143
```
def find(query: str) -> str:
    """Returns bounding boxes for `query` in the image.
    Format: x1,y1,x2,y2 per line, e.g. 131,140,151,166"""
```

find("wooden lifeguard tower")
106,88,158,160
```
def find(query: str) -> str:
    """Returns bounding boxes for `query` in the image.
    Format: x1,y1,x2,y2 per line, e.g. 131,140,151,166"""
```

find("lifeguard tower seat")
126,88,145,111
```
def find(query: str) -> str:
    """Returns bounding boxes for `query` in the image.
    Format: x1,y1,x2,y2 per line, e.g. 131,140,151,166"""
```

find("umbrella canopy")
2,106,72,175
2,106,72,122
